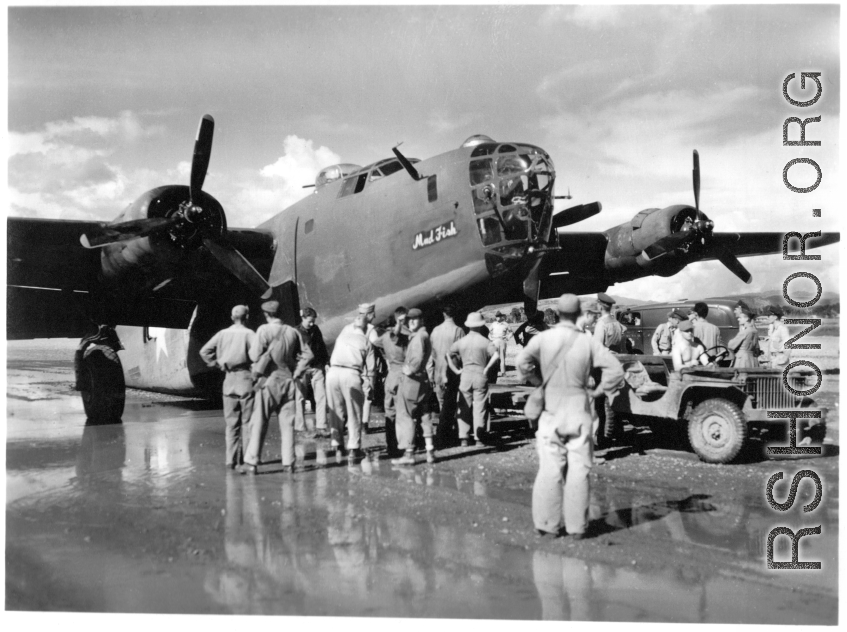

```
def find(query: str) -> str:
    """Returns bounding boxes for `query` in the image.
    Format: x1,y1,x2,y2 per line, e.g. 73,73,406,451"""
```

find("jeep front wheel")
687,398,747,464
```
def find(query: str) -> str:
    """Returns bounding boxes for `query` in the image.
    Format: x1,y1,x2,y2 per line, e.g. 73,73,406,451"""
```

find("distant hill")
703,289,839,317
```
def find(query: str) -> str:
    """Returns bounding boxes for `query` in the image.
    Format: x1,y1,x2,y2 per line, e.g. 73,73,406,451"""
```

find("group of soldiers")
199,299,514,476
197,293,792,541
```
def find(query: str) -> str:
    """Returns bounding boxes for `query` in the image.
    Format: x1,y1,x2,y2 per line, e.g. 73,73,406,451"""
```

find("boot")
391,450,416,466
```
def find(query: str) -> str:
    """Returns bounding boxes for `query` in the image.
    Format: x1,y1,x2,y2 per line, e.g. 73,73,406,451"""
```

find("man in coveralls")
242,300,313,475
392,308,435,465
446,311,499,446
327,304,375,462
372,306,410,458
516,294,624,539
199,305,256,469
428,303,465,448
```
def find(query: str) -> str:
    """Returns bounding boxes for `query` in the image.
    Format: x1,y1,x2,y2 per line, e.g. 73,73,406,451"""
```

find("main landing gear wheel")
687,398,747,464
78,345,126,424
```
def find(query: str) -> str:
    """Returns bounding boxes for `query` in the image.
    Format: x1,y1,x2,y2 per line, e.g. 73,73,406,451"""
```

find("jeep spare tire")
688,398,747,464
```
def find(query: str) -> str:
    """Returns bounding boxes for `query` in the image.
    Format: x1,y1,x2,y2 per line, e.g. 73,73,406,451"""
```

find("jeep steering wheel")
705,345,730,364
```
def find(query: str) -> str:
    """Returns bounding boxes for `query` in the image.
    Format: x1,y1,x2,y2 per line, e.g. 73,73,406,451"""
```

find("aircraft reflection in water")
6,115,839,422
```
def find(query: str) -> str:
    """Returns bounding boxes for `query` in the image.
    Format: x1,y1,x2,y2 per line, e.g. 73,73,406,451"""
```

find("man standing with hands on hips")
199,305,256,470
241,300,313,475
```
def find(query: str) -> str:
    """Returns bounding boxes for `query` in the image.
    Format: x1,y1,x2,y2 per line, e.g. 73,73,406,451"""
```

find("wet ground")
5,339,839,622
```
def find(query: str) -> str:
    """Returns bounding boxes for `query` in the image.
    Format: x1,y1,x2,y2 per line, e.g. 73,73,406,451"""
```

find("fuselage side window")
427,175,437,203
304,219,314,234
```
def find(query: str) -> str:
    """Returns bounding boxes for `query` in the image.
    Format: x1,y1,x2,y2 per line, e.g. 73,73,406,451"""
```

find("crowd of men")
198,293,792,540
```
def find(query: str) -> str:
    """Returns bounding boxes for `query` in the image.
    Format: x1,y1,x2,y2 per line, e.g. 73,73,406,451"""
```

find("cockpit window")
497,155,528,177
471,143,498,157
498,144,517,153
469,159,494,186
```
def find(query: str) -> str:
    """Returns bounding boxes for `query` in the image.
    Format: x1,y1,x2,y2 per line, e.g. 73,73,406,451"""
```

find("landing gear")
75,326,125,424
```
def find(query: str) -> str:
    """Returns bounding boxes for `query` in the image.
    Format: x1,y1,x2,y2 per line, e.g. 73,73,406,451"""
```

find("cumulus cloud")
9,111,164,220
543,5,621,28
225,135,342,226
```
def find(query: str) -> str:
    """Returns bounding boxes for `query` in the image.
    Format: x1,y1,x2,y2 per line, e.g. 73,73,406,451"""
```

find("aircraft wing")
6,217,274,339
701,232,840,260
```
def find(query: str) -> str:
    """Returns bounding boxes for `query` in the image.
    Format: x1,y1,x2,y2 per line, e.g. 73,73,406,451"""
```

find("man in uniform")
242,300,313,475
688,302,723,353
733,300,751,320
765,305,791,367
728,307,761,368
651,311,680,355
488,311,512,377
360,303,378,433
516,294,624,539
295,307,330,438
428,304,465,448
446,311,499,447
326,304,376,462
199,305,256,469
593,292,626,447
372,307,410,457
393,308,435,465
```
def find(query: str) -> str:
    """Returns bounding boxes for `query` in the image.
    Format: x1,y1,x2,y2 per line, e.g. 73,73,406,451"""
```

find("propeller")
80,115,272,297
643,150,752,284
551,201,602,230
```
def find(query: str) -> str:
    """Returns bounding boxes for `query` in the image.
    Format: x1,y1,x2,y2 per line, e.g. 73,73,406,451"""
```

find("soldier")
360,303,378,433
372,307,410,457
593,292,626,447
446,311,499,447
733,300,751,319
326,304,375,462
516,294,624,539
199,305,256,469
393,308,435,466
688,302,723,353
488,311,512,377
766,305,791,367
242,300,313,475
428,304,465,448
728,307,761,368
651,311,680,355
295,307,330,438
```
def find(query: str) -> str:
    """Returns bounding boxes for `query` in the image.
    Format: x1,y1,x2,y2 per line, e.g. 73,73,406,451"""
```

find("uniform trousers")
243,371,298,468
533,395,593,535
294,366,327,432
494,340,508,373
382,368,403,455
457,367,489,440
396,374,434,451
327,366,365,450
222,369,255,466
433,370,460,444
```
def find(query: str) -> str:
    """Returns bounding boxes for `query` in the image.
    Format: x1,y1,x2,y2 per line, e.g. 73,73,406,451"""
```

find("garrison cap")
671,310,688,321
597,292,615,307
767,305,784,317
677,319,694,332
407,308,423,319
261,300,280,315
557,293,581,314
465,312,486,328
231,305,249,319
358,303,375,315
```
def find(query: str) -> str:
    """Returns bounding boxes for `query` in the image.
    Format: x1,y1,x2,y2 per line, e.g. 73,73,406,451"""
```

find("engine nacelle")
99,186,226,291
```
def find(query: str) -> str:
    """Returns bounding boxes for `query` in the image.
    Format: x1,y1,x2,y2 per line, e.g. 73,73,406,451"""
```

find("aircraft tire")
687,398,747,464
79,345,126,424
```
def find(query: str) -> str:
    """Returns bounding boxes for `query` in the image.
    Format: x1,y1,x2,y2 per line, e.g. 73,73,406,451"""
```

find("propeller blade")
642,231,693,260
80,216,179,248
692,149,700,215
715,245,753,284
522,259,542,317
203,237,272,298
190,115,215,204
551,201,602,230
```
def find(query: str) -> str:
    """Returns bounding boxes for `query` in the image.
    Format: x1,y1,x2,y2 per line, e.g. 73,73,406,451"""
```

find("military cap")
677,319,694,332
597,292,615,307
407,308,423,319
582,300,601,314
495,311,505,318
231,305,249,319
766,305,784,317
671,310,688,321
667,310,678,319
735,300,750,310
557,293,581,314
358,303,375,315
261,300,280,315
465,312,486,328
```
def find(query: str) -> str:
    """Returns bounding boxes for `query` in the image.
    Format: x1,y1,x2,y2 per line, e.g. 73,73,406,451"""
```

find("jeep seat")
622,360,668,401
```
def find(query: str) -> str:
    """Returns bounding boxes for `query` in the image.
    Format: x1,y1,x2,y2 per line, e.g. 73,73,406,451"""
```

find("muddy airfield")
5,339,839,623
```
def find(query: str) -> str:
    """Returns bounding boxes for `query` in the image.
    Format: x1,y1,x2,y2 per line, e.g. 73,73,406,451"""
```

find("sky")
7,4,842,301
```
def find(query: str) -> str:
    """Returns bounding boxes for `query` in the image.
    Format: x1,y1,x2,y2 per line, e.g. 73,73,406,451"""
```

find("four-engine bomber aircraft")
7,115,839,422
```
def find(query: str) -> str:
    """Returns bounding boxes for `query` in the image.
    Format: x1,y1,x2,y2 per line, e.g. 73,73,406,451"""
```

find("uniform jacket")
594,314,627,352
651,322,675,354
403,328,431,380
297,323,329,368
449,330,496,370
200,323,256,397
428,319,465,384
330,322,375,376
693,319,723,351
250,321,313,378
